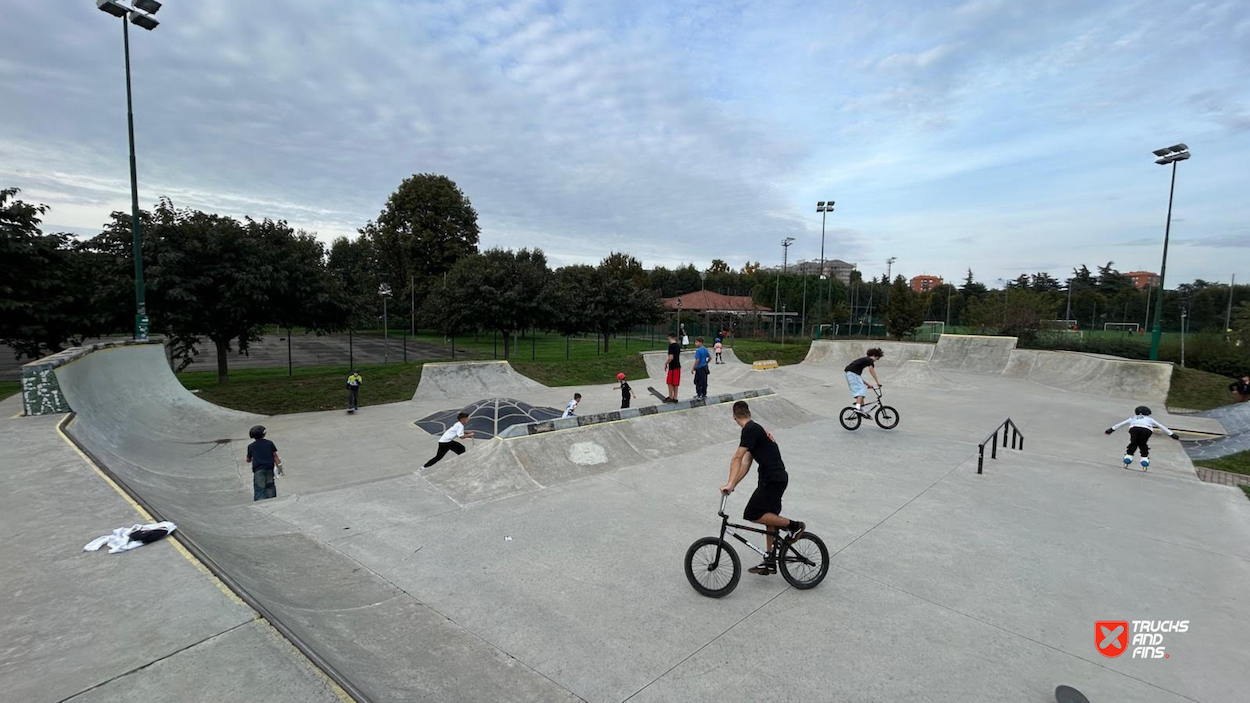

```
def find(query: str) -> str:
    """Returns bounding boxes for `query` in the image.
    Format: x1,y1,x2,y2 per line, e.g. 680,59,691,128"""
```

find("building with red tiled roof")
661,290,771,312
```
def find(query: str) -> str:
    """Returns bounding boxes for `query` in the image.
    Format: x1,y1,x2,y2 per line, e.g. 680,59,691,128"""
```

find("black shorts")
744,480,787,521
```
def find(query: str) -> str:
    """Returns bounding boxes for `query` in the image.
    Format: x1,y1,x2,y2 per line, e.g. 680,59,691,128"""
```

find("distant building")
1124,271,1160,290
910,274,943,293
790,259,857,285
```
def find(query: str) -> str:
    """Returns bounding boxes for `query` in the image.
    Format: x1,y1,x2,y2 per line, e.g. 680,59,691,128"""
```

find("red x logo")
1096,621,1129,658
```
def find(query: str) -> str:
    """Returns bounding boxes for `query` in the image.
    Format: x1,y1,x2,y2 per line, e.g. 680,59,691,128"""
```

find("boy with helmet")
245,425,283,500
613,372,637,409
1104,406,1180,470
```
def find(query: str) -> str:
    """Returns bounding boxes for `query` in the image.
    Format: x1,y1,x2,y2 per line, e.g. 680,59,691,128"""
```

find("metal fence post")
992,430,998,459
978,443,984,474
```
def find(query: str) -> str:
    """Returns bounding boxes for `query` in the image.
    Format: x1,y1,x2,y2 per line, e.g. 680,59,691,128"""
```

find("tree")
1097,261,1128,293
593,254,664,352
430,248,551,359
1071,264,1095,288
1000,288,1057,343
253,220,350,338
673,263,702,295
706,259,731,275
742,261,761,276
141,201,278,382
960,268,988,299
327,235,382,328
1231,301,1250,346
1008,273,1031,289
0,188,100,358
363,173,480,300
885,279,925,339
1030,272,1061,292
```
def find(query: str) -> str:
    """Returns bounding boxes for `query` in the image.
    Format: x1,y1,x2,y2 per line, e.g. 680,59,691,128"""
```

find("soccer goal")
919,321,945,341
1104,322,1140,334
1043,319,1079,330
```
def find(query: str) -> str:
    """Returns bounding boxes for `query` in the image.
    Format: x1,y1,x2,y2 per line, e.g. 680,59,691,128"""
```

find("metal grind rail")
977,417,1024,474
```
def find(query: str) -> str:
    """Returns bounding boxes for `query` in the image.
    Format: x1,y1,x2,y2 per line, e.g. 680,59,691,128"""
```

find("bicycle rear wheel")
684,537,741,598
838,407,862,430
778,533,829,590
874,405,900,430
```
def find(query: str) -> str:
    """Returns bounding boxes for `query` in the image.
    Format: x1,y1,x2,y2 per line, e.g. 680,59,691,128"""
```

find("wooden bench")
752,360,779,370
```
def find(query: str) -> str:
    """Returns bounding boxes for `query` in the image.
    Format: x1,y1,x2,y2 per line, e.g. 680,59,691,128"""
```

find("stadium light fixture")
1147,143,1191,360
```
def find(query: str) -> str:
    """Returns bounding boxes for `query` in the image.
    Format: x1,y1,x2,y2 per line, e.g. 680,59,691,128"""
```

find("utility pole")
816,201,834,337
1226,274,1236,333
1149,143,1190,361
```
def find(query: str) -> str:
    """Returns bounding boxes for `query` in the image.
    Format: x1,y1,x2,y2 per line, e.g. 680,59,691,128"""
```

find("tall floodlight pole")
1225,274,1236,334
379,283,392,363
816,201,834,337
96,0,162,340
1149,143,1190,360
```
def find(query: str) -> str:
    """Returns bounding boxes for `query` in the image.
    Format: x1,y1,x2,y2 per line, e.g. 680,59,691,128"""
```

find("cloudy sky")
2,0,1247,286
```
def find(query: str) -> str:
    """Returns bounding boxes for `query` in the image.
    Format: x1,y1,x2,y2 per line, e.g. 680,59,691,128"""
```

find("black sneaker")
785,521,806,544
748,559,776,575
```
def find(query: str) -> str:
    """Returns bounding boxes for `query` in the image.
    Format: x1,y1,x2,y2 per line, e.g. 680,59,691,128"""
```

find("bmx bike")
683,494,830,598
839,385,899,431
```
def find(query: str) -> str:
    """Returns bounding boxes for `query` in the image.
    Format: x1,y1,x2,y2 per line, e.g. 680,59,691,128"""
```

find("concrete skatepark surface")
7,335,1250,702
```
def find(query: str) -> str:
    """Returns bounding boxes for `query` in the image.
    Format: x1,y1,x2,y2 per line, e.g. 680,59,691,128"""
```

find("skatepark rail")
977,417,1024,474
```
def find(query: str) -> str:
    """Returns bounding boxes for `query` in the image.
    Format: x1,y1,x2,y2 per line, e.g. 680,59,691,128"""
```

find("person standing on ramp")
614,373,636,409
423,412,474,469
690,336,711,400
664,332,682,403
246,425,283,501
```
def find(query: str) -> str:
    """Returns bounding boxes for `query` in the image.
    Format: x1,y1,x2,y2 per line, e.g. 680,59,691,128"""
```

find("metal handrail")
977,417,1024,474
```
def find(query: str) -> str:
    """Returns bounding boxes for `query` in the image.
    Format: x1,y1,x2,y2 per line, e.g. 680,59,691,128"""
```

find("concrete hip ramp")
803,340,935,369
1004,348,1172,402
414,360,545,401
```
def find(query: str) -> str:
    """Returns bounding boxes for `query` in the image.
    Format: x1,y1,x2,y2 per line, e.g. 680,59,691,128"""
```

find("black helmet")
1135,406,1151,416
249,425,267,439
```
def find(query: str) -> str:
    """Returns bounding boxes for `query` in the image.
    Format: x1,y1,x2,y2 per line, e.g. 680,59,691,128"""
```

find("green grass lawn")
1193,450,1250,477
1167,366,1238,411
731,339,813,367
409,330,669,362
1241,486,1250,501
0,381,19,402
179,362,428,415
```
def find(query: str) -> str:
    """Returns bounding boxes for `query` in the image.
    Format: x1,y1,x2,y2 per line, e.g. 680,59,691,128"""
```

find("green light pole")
97,0,163,340
1148,143,1190,361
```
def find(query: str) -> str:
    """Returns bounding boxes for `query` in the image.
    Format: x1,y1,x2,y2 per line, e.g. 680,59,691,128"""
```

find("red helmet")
616,373,626,380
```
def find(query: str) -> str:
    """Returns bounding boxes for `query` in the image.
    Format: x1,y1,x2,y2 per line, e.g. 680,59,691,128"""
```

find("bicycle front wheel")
684,537,741,598
838,407,862,431
778,533,829,590
874,405,900,430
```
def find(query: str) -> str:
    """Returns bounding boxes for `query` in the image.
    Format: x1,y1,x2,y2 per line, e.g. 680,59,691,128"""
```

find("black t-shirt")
845,356,875,375
667,342,682,370
247,438,277,468
1231,380,1250,395
620,381,631,400
739,420,787,484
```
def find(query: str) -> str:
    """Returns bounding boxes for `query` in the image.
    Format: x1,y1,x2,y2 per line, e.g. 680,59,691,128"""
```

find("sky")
1,0,1248,287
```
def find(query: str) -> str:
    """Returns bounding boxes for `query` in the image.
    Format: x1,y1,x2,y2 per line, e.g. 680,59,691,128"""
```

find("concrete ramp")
642,347,751,385
930,334,1017,374
414,360,544,401
803,340,934,369
54,342,261,433
889,360,956,390
1005,349,1171,401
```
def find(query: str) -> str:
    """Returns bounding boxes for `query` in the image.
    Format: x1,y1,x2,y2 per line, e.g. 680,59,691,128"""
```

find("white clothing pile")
83,521,177,554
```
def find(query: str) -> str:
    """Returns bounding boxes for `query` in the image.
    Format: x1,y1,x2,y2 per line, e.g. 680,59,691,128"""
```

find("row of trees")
5,175,1246,378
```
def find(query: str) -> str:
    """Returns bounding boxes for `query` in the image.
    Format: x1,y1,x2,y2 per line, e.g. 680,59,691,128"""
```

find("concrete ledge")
496,388,775,438
21,339,165,416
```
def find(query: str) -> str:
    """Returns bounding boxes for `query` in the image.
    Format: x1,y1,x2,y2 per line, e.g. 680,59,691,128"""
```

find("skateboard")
647,386,673,403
